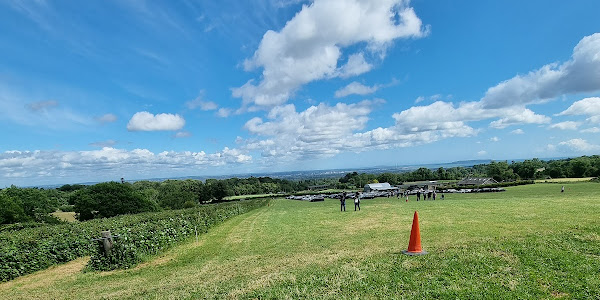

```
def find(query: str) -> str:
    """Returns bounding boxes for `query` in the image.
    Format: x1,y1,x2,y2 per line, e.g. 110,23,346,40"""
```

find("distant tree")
1,186,58,223
570,157,592,178
339,172,359,184
511,159,543,179
157,180,197,210
436,167,448,180
57,184,86,192
486,161,518,182
545,160,566,178
210,180,231,201
410,168,434,181
73,182,157,220
0,193,26,224
377,173,398,185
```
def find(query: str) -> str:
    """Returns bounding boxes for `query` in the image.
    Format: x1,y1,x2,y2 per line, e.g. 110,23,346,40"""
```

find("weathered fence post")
101,231,114,256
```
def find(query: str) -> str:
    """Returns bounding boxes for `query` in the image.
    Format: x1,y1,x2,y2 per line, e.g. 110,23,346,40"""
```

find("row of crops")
0,199,268,282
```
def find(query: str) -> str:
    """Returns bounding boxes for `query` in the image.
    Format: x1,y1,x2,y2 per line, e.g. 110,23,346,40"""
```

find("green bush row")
0,199,267,282
0,223,96,282
86,200,268,271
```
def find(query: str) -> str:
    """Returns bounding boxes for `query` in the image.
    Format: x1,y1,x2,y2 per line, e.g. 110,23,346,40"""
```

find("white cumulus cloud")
558,138,600,152
242,100,379,159
481,33,600,109
511,129,525,134
558,97,600,124
0,147,252,186
127,111,185,131
336,52,373,78
233,0,428,110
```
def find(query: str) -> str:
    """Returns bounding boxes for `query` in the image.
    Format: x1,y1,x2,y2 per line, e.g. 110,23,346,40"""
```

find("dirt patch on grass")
551,291,569,298
489,249,519,265
0,257,89,290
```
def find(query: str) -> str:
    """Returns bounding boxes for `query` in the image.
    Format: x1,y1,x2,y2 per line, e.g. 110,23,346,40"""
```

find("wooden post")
101,231,114,256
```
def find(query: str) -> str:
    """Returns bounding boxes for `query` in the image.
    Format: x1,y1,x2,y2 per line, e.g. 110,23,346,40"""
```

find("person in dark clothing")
340,192,346,212
433,191,436,200
417,191,421,201
355,191,361,211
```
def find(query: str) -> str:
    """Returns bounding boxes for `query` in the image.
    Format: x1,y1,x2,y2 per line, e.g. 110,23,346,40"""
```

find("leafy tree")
73,182,157,220
157,180,197,209
410,168,434,181
210,180,230,201
57,184,87,192
486,161,518,182
0,193,26,224
377,173,398,185
570,157,591,177
511,158,544,179
1,186,58,223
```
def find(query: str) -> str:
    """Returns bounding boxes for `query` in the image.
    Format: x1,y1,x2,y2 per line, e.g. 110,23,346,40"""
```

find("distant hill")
29,156,570,189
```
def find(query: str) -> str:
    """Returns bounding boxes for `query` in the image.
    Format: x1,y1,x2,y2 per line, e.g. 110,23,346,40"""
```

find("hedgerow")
86,200,268,271
0,199,267,282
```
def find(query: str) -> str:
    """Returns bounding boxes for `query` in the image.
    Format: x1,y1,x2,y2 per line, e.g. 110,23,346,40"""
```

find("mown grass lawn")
1,182,599,299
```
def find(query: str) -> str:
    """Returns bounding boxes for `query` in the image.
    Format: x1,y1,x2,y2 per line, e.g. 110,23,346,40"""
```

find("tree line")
0,176,314,224
1,155,598,225
336,156,600,189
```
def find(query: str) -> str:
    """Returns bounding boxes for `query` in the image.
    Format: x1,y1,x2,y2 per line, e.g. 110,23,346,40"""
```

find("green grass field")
225,194,280,200
535,177,596,183
1,182,599,299
51,211,77,222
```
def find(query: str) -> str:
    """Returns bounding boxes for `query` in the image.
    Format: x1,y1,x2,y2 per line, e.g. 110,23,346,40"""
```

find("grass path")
1,183,599,299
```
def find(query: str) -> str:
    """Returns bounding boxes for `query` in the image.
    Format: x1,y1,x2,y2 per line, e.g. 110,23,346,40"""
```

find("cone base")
402,249,428,256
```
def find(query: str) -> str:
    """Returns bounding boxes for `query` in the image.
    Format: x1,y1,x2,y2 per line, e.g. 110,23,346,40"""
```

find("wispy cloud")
0,85,92,129
581,127,600,133
549,121,580,130
96,113,117,123
89,140,117,148
217,108,232,118
186,92,219,111
174,131,192,138
335,82,378,98
26,100,58,111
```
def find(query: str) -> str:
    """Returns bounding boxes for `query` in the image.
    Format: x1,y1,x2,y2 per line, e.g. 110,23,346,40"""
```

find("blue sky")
1,0,600,187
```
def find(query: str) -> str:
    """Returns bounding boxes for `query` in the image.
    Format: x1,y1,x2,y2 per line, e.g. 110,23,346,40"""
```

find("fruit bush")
0,199,268,282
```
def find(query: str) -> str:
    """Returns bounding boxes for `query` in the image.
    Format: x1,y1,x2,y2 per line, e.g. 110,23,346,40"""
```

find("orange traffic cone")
402,211,428,255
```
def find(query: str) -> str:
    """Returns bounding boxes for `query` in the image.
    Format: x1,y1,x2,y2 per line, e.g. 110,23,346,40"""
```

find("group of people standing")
338,189,446,212
339,191,360,212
